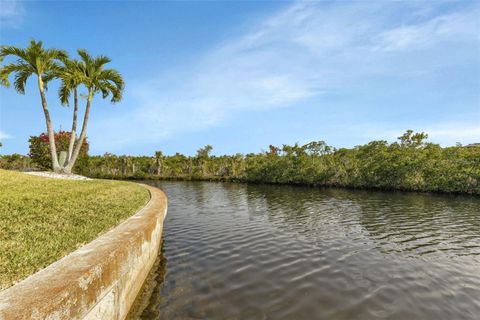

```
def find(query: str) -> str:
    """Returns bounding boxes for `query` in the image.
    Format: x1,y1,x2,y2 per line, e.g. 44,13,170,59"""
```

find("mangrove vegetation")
2,130,477,195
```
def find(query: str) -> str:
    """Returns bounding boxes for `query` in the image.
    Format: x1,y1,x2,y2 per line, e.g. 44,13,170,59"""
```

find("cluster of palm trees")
0,40,124,174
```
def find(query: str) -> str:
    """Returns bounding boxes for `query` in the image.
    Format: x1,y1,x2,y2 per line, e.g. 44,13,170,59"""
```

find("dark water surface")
137,181,480,320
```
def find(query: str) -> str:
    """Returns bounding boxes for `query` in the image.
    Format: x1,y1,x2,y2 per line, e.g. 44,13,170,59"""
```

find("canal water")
137,181,480,319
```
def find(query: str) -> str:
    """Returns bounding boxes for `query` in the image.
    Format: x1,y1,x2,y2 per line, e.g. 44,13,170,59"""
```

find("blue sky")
0,0,479,156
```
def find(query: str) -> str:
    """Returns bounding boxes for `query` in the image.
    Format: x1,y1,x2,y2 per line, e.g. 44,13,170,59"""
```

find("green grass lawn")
0,169,150,290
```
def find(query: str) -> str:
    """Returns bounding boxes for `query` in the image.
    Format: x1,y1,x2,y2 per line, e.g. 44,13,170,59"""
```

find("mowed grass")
0,169,150,290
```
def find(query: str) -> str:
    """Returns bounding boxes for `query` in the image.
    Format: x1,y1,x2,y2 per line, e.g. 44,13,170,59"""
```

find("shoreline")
85,174,480,197
0,183,168,319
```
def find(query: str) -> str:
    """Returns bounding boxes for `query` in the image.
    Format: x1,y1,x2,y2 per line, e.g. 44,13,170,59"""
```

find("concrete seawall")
0,184,167,320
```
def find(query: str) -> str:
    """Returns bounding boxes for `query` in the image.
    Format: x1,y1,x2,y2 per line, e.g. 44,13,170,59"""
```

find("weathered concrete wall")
0,184,167,320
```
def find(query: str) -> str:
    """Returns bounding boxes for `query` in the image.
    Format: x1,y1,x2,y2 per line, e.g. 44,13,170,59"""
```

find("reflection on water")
129,244,167,319
137,181,480,320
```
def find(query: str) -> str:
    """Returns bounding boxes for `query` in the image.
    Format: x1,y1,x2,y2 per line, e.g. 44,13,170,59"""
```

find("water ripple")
136,182,480,320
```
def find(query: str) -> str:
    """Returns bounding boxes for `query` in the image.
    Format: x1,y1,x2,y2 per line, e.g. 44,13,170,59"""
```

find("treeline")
1,130,479,194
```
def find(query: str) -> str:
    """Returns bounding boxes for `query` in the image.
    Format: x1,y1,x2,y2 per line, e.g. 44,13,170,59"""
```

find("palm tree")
63,49,124,173
0,40,68,172
57,58,83,162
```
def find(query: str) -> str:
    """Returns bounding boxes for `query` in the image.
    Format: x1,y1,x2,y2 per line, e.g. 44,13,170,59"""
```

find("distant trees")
1,127,477,194
196,145,213,176
396,130,429,148
155,151,164,175
65,130,480,195
0,40,124,174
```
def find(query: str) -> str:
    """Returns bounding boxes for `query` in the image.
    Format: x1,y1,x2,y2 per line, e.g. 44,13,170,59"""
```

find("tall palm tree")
57,58,83,162
0,40,68,172
63,49,124,173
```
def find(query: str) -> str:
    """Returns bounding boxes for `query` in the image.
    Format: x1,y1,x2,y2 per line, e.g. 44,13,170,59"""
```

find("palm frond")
71,50,124,103
0,63,16,87
44,48,68,61
13,69,32,94
58,81,72,106
0,46,28,61
55,57,85,104
0,62,34,89
93,55,111,69
1,40,71,95
42,71,57,83
77,49,93,65
99,69,124,87
97,80,123,103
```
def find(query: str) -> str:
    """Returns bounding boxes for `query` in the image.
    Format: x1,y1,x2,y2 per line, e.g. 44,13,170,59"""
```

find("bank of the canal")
136,180,480,320
0,170,168,319
0,169,150,290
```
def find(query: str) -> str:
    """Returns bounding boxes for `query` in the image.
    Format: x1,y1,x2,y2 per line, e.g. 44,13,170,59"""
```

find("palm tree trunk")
38,76,61,172
67,87,78,162
156,158,161,175
64,89,91,173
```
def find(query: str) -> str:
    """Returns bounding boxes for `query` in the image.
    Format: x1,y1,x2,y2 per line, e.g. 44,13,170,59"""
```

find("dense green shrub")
0,154,37,171
72,131,480,194
28,131,89,170
5,130,480,194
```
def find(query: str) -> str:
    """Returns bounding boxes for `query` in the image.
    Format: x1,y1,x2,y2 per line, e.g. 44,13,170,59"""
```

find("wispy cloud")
347,119,480,147
425,122,480,145
373,10,480,52
0,130,11,141
0,0,24,28
94,0,480,151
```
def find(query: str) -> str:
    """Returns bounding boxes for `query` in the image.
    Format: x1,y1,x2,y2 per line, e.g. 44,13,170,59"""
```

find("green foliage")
0,41,124,173
57,57,83,106
0,40,68,92
0,154,37,171
7,130,480,194
75,49,125,103
29,131,89,170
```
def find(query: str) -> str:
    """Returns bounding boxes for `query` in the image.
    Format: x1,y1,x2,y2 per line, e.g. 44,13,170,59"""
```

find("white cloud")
426,123,480,145
94,0,480,151
348,120,480,147
0,0,18,17
0,0,23,28
373,10,480,52
0,130,11,141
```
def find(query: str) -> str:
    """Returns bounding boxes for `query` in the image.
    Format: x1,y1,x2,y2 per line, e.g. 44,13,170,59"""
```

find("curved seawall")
0,184,167,320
